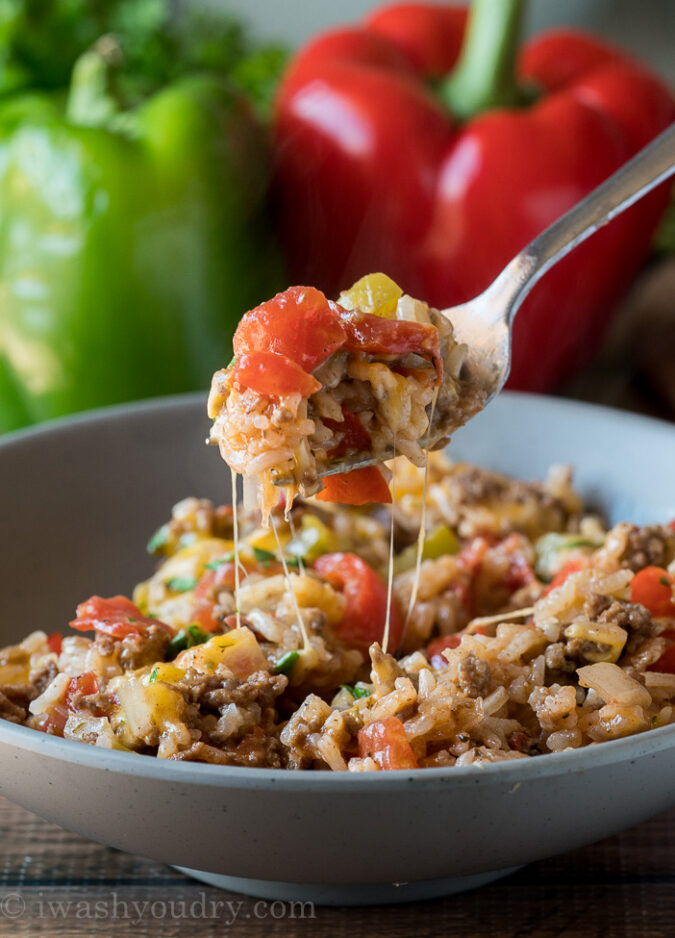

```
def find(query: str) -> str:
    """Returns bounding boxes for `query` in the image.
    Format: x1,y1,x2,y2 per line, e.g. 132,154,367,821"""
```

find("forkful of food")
208,124,674,524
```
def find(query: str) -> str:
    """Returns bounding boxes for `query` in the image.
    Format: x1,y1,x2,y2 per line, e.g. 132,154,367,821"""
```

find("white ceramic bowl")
0,392,674,905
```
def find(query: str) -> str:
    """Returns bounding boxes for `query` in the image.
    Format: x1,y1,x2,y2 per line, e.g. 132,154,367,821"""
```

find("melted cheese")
231,467,242,630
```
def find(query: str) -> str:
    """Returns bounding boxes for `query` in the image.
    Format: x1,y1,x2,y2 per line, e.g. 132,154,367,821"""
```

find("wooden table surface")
0,794,673,938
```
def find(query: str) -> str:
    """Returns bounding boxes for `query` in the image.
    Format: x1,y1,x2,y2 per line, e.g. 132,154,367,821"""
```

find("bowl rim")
1,715,674,790
2,387,675,449
1,389,674,791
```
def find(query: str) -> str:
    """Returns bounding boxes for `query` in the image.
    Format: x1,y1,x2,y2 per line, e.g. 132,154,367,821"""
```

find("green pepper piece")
167,623,208,659
394,524,460,576
165,576,198,593
0,39,284,431
340,683,372,700
273,650,299,676
147,524,170,555
534,532,603,582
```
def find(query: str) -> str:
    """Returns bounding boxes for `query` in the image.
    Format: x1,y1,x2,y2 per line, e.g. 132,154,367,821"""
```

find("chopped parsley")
148,666,159,684
206,552,236,570
253,546,277,567
146,525,169,554
273,650,299,676
340,683,372,700
166,576,198,593
660,577,671,587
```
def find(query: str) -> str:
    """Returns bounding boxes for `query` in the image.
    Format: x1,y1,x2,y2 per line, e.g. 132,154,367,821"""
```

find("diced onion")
577,662,652,708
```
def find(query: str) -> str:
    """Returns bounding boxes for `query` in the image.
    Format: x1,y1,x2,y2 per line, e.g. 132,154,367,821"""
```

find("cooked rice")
2,457,675,770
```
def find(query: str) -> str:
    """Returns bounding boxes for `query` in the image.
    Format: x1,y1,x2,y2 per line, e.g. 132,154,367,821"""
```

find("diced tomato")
192,564,243,633
648,629,675,674
316,466,392,505
230,350,321,399
508,731,531,752
542,560,586,597
448,536,494,616
65,671,105,715
314,552,403,653
498,534,537,590
70,595,173,639
358,716,418,770
426,633,461,669
233,286,347,372
340,311,443,381
47,632,63,655
38,704,69,736
457,536,494,572
323,407,372,457
631,567,675,618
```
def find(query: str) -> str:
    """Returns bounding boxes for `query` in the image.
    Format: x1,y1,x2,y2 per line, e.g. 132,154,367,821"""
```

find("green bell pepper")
0,36,283,431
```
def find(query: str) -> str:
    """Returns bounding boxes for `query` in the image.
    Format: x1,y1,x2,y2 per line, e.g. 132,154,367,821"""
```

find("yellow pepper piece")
339,272,402,318
394,524,460,575
249,526,290,554
564,621,627,663
176,627,267,678
144,663,186,686
286,515,339,563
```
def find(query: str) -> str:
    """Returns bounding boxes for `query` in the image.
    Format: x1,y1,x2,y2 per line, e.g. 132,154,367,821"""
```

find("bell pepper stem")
442,0,528,119
66,35,125,128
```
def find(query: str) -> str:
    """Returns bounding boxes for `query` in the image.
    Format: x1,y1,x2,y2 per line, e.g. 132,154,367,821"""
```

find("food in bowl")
2,453,674,771
208,274,484,523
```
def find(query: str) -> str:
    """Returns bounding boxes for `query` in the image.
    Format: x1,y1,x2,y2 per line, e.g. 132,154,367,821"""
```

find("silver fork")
275,123,674,483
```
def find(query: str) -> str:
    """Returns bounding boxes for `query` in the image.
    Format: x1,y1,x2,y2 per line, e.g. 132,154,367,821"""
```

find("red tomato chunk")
358,716,418,770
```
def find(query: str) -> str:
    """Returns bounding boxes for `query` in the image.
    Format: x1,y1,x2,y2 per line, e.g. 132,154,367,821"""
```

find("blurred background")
0,0,672,433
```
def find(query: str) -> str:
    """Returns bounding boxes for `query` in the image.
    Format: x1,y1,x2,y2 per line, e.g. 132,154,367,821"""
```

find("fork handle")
487,122,675,325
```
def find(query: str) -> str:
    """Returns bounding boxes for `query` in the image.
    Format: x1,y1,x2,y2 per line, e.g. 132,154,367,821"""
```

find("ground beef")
33,662,59,695
279,694,334,770
117,625,171,671
0,683,37,724
174,667,287,761
70,690,118,717
451,467,506,504
597,600,652,634
179,667,287,713
544,642,576,674
582,593,613,619
457,654,491,698
169,732,283,768
620,525,673,572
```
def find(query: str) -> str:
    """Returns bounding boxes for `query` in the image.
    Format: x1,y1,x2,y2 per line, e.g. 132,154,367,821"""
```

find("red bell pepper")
314,552,403,652
315,465,392,505
70,595,173,639
274,0,674,391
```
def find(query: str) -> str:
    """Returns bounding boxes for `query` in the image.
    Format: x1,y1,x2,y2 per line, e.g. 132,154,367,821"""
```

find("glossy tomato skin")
274,10,674,391
425,633,461,669
322,408,372,457
316,466,392,505
631,567,675,619
233,286,347,373
314,552,403,653
358,715,419,769
70,595,172,639
650,633,675,675
231,350,322,398
341,311,442,378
